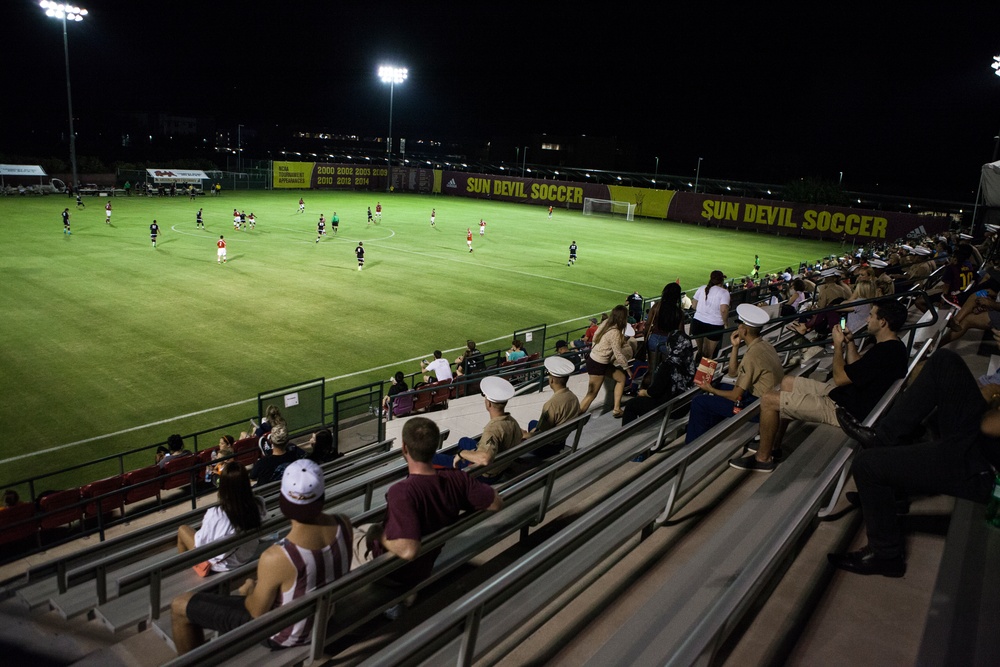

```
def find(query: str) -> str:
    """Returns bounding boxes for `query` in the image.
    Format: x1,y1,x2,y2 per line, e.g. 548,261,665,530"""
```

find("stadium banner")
666,192,946,242
145,168,210,182
442,171,610,207
0,164,47,176
389,166,439,193
607,186,675,219
272,161,388,190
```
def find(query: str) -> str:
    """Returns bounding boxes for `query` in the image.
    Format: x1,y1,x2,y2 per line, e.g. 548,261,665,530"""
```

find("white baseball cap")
280,459,326,521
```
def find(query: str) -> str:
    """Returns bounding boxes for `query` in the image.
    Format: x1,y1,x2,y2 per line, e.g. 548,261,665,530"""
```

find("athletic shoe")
728,453,775,472
744,444,783,461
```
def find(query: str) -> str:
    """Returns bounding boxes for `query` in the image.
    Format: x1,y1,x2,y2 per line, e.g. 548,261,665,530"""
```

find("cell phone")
976,289,990,298
839,315,848,331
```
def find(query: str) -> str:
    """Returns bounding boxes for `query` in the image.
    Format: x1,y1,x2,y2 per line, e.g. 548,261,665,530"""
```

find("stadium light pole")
694,157,703,193
40,1,87,196
992,56,1000,161
379,65,407,193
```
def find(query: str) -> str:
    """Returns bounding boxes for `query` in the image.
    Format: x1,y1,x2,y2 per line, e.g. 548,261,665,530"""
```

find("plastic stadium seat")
81,475,125,519
161,455,198,491
122,465,162,506
234,436,260,467
0,503,38,546
38,488,84,532
430,380,452,409
412,387,433,412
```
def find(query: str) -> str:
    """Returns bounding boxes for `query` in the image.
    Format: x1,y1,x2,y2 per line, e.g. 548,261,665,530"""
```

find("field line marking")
0,313,597,465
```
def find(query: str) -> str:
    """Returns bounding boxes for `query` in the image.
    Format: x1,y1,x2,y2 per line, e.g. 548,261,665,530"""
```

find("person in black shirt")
249,428,304,485
627,290,644,321
355,242,365,270
150,220,160,247
62,208,71,234
568,242,577,266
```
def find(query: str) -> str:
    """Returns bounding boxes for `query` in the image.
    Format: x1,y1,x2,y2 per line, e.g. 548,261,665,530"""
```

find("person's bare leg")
177,524,195,554
703,337,719,359
171,591,204,655
579,375,603,412
612,369,627,413
940,311,989,347
755,390,782,462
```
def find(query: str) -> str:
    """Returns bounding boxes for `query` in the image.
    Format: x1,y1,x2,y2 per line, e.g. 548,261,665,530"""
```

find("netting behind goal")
582,198,636,221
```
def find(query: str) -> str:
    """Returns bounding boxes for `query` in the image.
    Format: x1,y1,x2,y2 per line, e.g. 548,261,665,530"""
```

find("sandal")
613,410,624,418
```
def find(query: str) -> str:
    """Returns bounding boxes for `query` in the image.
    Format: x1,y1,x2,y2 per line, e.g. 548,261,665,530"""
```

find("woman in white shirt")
177,462,267,573
690,270,731,360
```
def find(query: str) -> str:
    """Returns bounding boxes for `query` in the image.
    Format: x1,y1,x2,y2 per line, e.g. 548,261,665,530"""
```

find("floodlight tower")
992,55,1000,161
40,1,87,196
379,65,407,192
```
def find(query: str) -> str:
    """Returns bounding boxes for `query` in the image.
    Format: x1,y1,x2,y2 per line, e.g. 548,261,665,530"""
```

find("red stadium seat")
81,475,125,519
122,465,162,506
161,455,198,491
412,387,433,412
234,436,260,467
430,380,452,409
38,488,84,532
0,503,38,547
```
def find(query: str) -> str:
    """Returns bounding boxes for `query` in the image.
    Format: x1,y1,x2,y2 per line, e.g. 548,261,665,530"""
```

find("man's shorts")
186,591,252,634
779,376,839,426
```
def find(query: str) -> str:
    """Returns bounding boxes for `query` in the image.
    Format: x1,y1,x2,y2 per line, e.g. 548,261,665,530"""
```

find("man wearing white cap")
432,376,522,483
522,356,581,457
171,460,353,654
685,304,783,443
813,268,851,311
903,245,934,284
868,259,895,297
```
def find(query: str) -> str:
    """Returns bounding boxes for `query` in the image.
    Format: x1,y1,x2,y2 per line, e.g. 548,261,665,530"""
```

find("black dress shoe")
835,407,881,448
827,545,906,577
845,491,910,515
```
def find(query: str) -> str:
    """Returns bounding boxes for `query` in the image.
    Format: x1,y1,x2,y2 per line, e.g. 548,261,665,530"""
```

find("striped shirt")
269,516,352,647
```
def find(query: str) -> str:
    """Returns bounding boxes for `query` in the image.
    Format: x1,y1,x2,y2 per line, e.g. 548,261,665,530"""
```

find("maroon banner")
667,192,946,243
442,172,610,207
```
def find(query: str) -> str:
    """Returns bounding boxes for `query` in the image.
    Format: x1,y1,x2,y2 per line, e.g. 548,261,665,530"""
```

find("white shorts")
217,248,226,258
105,210,112,218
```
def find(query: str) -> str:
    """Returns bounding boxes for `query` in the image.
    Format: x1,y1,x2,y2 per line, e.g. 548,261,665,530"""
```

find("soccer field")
0,190,843,485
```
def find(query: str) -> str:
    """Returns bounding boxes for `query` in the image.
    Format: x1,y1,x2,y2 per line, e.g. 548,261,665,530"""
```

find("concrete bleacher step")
48,550,172,620
0,597,111,665
93,565,207,636
151,613,309,667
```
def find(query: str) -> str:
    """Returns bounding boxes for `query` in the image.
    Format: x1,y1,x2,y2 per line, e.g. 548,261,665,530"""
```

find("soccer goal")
582,198,636,221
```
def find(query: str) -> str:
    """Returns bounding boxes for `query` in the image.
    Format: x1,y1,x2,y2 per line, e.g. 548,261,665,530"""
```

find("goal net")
582,198,636,221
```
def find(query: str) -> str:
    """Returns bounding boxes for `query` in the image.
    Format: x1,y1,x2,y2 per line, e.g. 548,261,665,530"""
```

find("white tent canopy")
145,168,210,183
981,160,1000,207
0,164,47,177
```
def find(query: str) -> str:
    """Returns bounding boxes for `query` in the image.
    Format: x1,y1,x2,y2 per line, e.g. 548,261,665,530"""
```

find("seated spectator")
522,357,581,457
780,279,809,317
207,436,236,487
420,350,454,383
2,489,23,510
431,377,521,483
249,428,305,485
831,348,1000,576
554,339,582,371
177,462,266,573
505,339,527,363
354,417,502,616
733,299,908,472
381,371,409,415
307,428,338,463
579,305,633,418
171,460,352,654
686,305,783,443
621,327,697,427
244,404,285,439
157,434,192,467
454,340,484,376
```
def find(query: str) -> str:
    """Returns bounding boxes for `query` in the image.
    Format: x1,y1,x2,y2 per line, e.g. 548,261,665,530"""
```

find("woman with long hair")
691,270,731,359
579,305,633,417
645,283,686,371
177,462,266,573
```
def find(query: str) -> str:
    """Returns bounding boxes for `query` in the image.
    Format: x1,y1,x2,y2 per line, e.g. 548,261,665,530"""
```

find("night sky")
4,1,1000,201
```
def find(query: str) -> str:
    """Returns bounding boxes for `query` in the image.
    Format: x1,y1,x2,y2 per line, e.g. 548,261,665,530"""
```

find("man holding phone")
731,299,909,472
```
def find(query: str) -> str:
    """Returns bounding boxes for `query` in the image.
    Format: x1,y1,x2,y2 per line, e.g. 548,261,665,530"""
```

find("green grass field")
0,190,843,488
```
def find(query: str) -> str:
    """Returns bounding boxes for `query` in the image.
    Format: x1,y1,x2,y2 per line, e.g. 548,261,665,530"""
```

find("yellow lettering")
744,203,757,223
830,212,844,234
802,210,816,230
844,214,860,236
871,217,887,238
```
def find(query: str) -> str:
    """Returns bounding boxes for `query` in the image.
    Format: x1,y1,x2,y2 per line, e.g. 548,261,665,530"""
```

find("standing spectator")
645,283,687,372
176,462,266,573
691,270,732,360
124,180,131,196
420,350,454,383
579,305,633,417
627,290,644,322
171,460,352,654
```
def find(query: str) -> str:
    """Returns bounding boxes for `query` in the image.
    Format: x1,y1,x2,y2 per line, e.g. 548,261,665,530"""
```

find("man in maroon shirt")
357,417,502,614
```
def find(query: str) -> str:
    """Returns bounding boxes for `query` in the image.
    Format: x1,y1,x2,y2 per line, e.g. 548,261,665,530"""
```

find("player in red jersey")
467,228,474,252
217,236,227,263
105,201,112,224
375,202,382,222
479,219,486,236
298,198,305,213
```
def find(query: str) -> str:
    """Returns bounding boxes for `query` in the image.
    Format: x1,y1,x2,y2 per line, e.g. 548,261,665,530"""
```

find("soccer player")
548,205,553,219
467,228,474,253
316,215,326,242
196,208,204,229
105,201,112,224
298,197,305,213
248,212,255,230
355,241,365,270
75,192,85,208
62,208,71,235
233,209,241,230
239,211,247,230
430,208,436,227
568,241,578,266
150,220,160,247
479,219,486,236
331,212,339,234
217,235,227,263
375,202,382,222
367,206,374,226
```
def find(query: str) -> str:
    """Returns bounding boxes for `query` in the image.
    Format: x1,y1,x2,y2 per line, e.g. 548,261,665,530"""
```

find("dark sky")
4,1,1000,201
